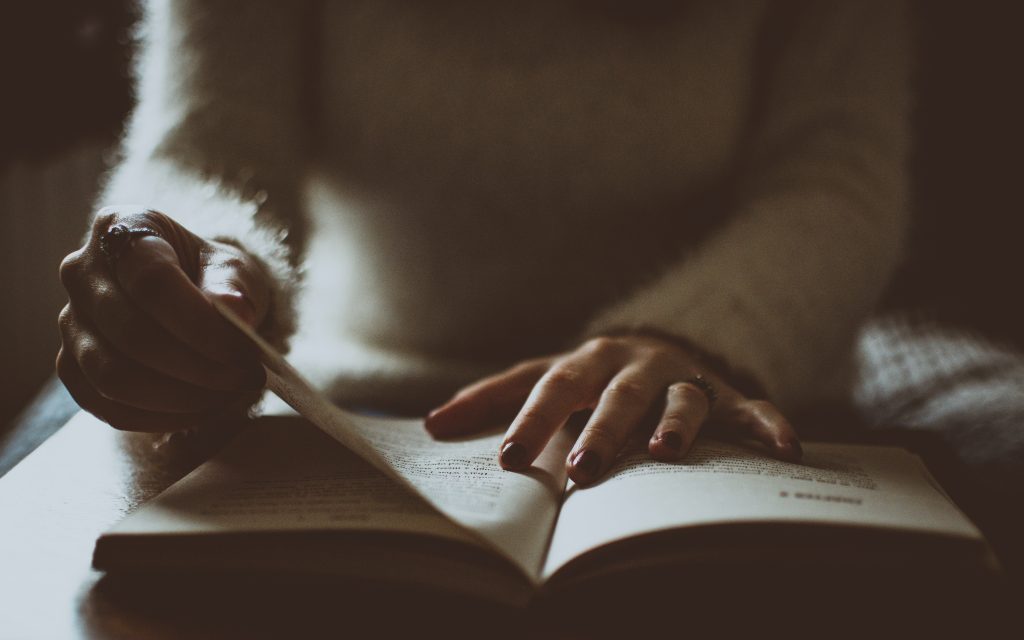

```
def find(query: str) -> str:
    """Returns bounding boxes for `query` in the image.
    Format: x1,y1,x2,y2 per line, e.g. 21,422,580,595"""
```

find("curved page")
215,301,570,580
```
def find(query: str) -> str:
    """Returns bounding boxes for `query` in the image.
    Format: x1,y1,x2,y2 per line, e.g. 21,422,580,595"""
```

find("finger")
114,235,260,368
500,344,622,470
648,380,713,462
66,274,265,392
568,367,663,486
91,207,203,276
425,359,550,438
59,305,260,414
197,240,270,329
64,213,265,380
722,399,802,462
62,227,264,391
56,347,235,433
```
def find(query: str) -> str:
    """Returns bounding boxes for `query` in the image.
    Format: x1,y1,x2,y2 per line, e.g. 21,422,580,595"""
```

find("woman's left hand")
425,334,802,486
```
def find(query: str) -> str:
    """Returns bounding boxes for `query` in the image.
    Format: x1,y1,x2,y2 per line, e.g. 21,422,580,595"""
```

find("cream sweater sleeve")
585,1,912,410
96,0,310,351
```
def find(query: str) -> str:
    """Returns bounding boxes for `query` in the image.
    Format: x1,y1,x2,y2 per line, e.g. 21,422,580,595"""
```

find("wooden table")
0,383,1017,638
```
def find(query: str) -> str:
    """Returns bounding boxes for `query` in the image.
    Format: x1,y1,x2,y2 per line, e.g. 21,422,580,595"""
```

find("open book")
92,307,995,605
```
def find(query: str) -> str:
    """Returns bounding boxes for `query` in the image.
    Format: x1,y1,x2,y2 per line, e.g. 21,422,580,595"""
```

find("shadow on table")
79,563,1015,639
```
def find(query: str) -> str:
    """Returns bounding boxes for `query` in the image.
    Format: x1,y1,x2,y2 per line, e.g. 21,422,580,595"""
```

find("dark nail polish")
570,450,601,482
424,406,452,437
654,431,683,452
790,439,803,459
500,442,529,469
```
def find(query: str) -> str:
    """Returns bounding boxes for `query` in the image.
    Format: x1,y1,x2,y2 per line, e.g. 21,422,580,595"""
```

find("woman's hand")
57,207,271,432
426,334,801,486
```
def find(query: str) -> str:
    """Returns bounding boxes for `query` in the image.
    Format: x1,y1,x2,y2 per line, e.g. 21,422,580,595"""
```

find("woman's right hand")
57,207,272,432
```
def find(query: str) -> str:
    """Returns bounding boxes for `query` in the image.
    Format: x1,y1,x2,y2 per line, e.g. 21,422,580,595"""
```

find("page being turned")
542,438,983,579
214,300,571,580
343,414,573,581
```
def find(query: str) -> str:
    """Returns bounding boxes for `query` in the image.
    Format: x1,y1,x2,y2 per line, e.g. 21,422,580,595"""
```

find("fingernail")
424,406,449,435
653,431,683,452
219,294,258,330
425,406,446,426
570,449,601,483
785,439,803,460
500,441,529,469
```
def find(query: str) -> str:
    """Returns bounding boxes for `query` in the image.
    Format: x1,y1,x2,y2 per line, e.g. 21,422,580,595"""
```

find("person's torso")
296,0,766,374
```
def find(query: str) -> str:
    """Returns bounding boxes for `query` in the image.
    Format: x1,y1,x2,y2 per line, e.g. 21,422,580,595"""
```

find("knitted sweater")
98,0,911,413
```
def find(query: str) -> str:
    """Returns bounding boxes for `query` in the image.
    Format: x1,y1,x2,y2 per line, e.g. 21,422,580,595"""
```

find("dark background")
1,0,1022,431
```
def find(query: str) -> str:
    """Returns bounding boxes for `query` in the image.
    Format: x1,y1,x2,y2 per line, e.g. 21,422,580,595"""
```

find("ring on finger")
684,374,717,410
99,223,162,262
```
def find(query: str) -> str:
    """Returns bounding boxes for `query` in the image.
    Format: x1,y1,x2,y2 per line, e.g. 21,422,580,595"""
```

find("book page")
209,301,570,579
542,439,982,578
340,412,573,580
105,416,476,543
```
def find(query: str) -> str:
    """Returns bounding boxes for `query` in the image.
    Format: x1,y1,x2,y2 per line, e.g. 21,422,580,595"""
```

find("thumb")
197,243,271,330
